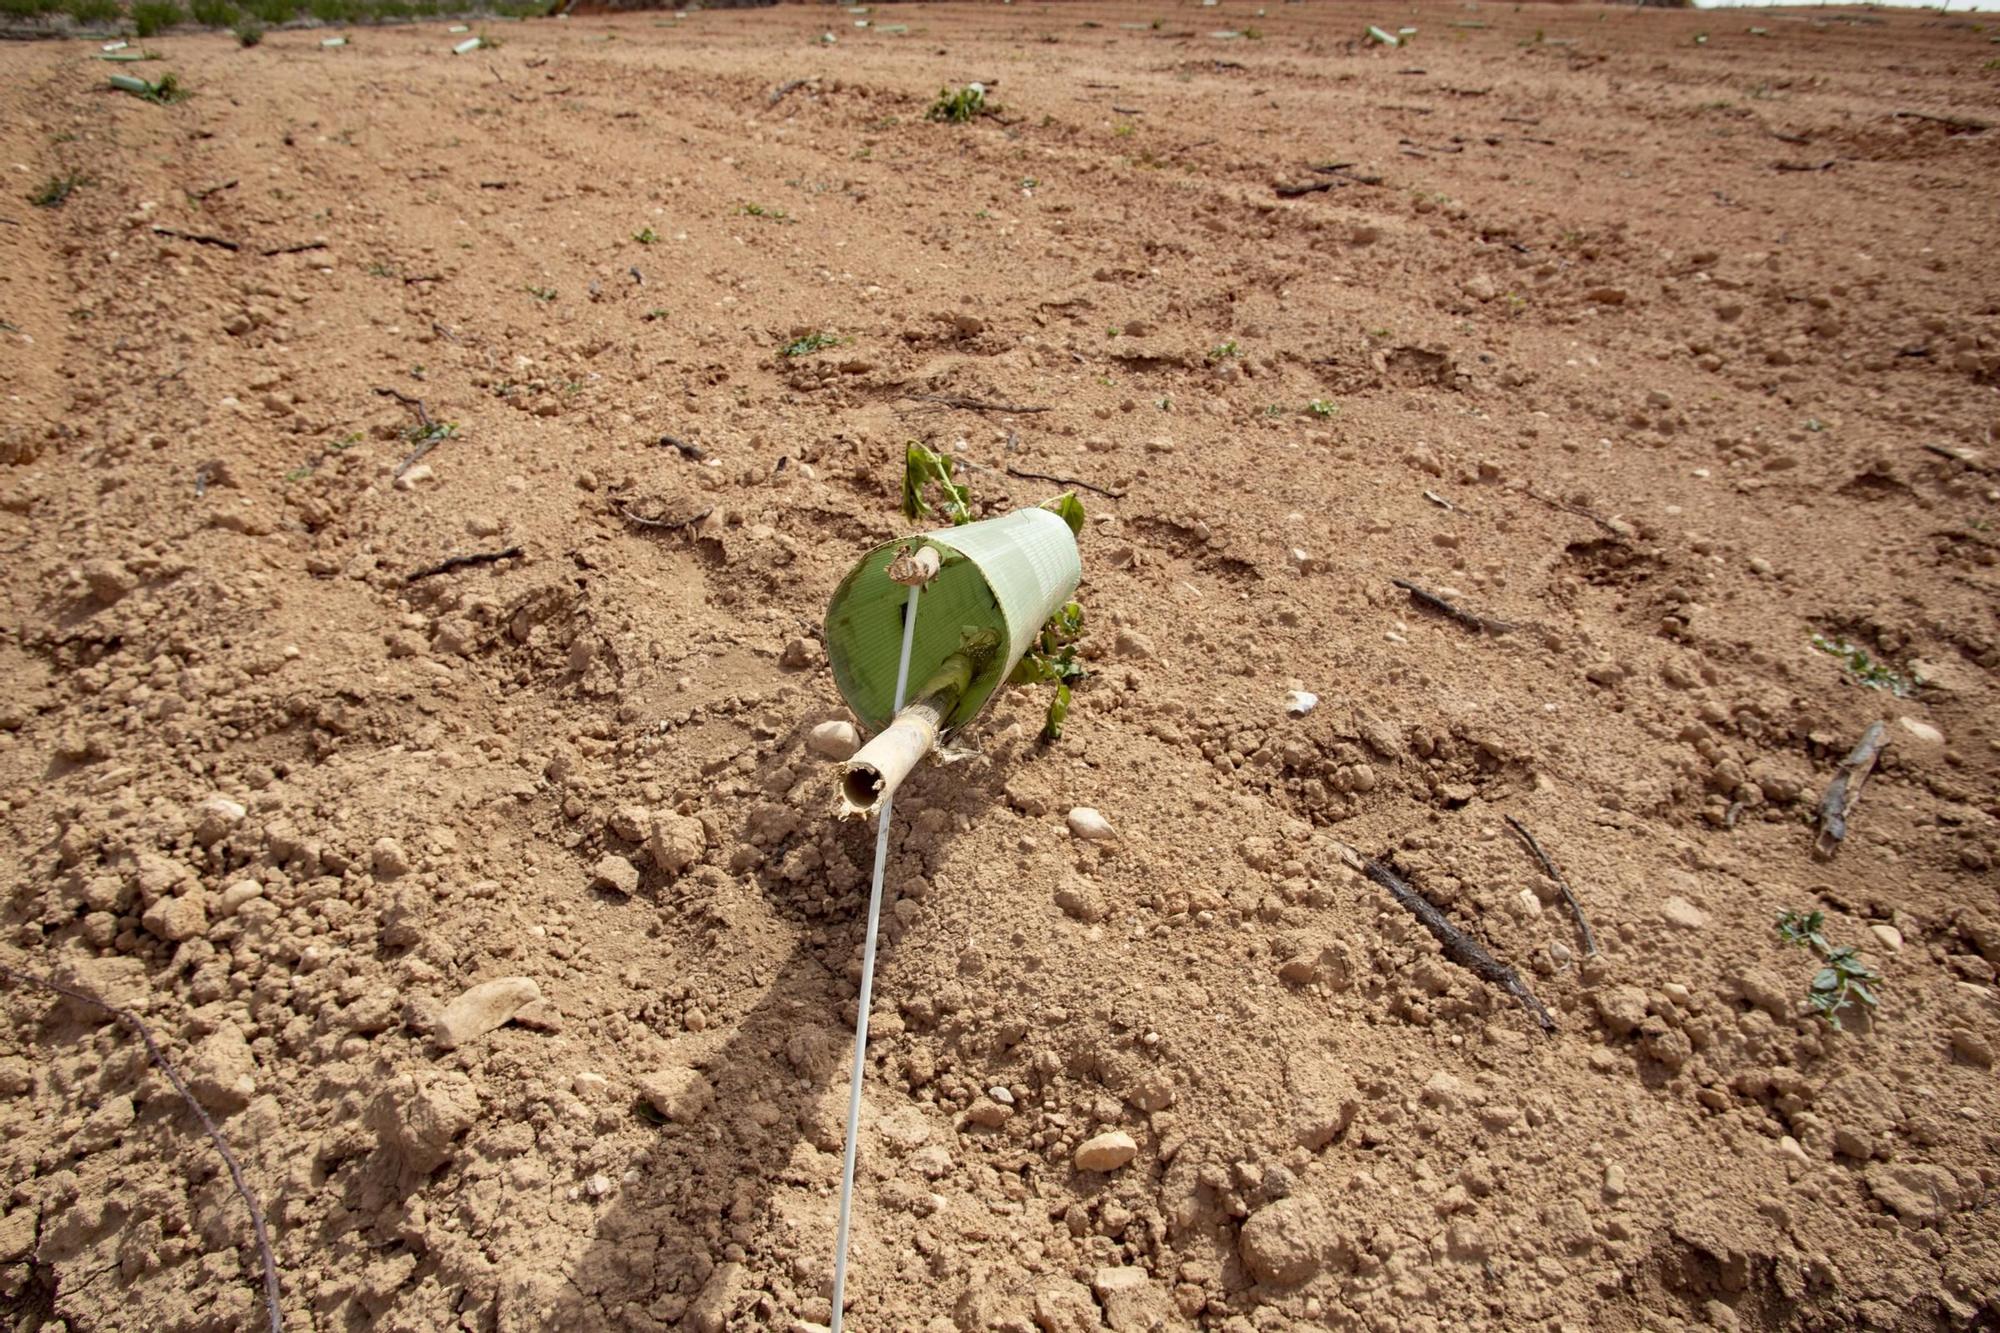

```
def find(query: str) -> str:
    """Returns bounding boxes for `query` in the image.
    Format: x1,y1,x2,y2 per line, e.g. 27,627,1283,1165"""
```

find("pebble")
371,837,412,880
591,853,641,896
1869,924,1904,952
1283,690,1319,717
81,558,138,605
1239,1196,1324,1285
393,463,434,489
1067,807,1115,841
648,813,708,875
639,1067,714,1123
1593,985,1648,1038
1660,896,1709,930
1603,1163,1627,1198
1896,716,1944,746
572,1072,610,1099
1462,273,1498,302
1074,1130,1138,1172
435,976,542,1049
807,719,860,760
585,1173,614,1198
192,796,246,847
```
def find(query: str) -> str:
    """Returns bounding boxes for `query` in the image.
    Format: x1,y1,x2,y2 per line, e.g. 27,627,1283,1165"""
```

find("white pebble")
1067,807,1115,841
1284,690,1318,717
807,719,860,760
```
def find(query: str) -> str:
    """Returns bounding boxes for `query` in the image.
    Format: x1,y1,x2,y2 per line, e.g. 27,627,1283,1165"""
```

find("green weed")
1208,340,1240,360
740,202,791,222
30,172,86,208
1307,399,1336,418
189,0,237,24
1776,909,1883,1029
64,0,120,20
779,330,840,358
901,442,971,525
1810,633,1916,696
524,285,556,302
233,20,262,42
927,82,990,123
633,226,658,244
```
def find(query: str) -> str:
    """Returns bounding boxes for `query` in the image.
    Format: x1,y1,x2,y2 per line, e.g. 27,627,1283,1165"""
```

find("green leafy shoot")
404,419,457,448
927,82,990,123
1810,633,1915,696
740,202,791,222
1776,909,1883,1030
633,226,658,244
780,330,841,358
901,443,971,525
525,285,556,302
1042,491,1085,536
1010,600,1086,740
1307,398,1337,418
30,172,86,208
1208,339,1240,361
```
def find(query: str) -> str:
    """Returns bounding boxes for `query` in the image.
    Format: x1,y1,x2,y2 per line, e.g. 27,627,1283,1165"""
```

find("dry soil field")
2,1,1999,1330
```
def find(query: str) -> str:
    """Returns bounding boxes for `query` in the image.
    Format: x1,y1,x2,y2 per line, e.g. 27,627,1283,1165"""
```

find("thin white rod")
830,582,921,1333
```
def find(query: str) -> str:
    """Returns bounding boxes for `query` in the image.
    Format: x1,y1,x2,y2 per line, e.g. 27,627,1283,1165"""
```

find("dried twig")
150,225,240,252
1275,180,1338,198
617,502,711,532
1390,577,1514,634
1920,442,1993,475
910,393,1051,414
1336,845,1556,1033
1517,486,1629,538
1893,109,1990,132
0,961,283,1333
1815,722,1888,860
406,547,522,583
1003,466,1123,499
188,178,238,201
1773,160,1836,172
1503,816,1598,956
259,240,326,257
657,434,709,461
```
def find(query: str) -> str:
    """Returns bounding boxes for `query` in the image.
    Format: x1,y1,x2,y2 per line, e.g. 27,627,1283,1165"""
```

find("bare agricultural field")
1,3,1998,1330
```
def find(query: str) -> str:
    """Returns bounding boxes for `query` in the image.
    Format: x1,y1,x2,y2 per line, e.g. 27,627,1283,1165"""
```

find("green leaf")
1811,968,1840,992
1847,980,1878,1007
1042,680,1071,741
1009,655,1053,686
1042,491,1086,536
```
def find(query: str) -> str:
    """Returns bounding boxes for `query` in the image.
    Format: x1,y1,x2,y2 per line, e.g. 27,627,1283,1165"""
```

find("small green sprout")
1208,340,1240,361
900,443,971,525
525,285,556,302
1776,909,1883,1030
740,202,791,222
927,82,990,123
1307,399,1336,418
1810,633,1915,696
30,172,86,208
633,226,658,244
779,331,841,358
1113,121,1136,137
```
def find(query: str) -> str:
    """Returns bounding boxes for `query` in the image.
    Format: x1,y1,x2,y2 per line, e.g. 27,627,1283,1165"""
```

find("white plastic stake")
829,580,921,1333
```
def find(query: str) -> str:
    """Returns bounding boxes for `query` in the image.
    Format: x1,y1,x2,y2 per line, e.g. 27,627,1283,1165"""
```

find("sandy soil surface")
2,2,1999,1330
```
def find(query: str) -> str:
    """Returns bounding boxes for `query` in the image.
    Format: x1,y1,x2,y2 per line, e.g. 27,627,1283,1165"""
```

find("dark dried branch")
1517,486,1629,537
1390,577,1514,634
1504,815,1598,957
259,240,326,257
1003,466,1122,499
657,434,709,460
617,502,712,533
911,393,1052,414
406,547,522,583
0,961,283,1333
150,225,240,252
1336,846,1556,1033
1815,722,1888,860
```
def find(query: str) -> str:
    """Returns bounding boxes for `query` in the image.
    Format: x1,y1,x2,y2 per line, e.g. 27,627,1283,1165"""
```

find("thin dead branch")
657,434,709,460
0,961,283,1333
1390,577,1514,634
1003,466,1123,499
1336,845,1556,1033
910,393,1052,414
1517,485,1630,538
1893,109,1990,132
1275,180,1338,198
406,547,522,583
150,225,240,252
260,240,326,257
1815,722,1888,860
188,178,238,201
1503,816,1599,956
1920,442,1993,475
617,502,712,533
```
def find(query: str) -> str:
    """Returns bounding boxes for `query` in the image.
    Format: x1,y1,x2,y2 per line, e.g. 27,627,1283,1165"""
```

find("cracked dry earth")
2,1,2000,1330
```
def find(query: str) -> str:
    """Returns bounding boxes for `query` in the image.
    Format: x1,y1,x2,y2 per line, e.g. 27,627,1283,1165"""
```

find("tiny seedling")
740,203,791,222
633,226,658,244
1810,633,1915,696
1776,909,1882,1030
900,442,971,525
524,285,557,302
111,71,191,104
30,172,86,208
1307,398,1336,418
928,82,991,123
404,419,457,449
780,331,841,358
1208,340,1240,361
